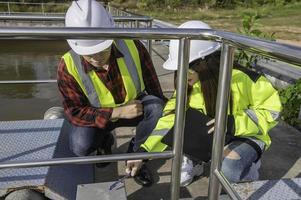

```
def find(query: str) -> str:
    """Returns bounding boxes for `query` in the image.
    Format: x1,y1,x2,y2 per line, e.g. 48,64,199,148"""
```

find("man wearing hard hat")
57,0,166,187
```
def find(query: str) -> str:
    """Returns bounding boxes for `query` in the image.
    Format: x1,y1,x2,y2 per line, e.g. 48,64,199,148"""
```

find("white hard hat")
163,20,221,70
65,0,115,55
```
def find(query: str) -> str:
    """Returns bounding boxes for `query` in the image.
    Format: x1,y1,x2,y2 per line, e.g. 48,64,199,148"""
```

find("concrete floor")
94,41,301,200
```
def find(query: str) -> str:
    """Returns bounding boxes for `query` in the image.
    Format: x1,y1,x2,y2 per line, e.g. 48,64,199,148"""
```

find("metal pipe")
0,2,68,6
0,15,153,22
7,2,10,15
0,27,215,40
147,20,153,57
208,43,235,200
114,16,152,22
217,31,301,67
0,151,173,169
170,38,190,200
135,20,140,28
255,59,301,81
214,169,242,200
0,80,57,84
41,3,44,15
0,27,300,67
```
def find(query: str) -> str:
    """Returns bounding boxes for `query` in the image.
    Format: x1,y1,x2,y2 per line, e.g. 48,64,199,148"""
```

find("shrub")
236,12,275,68
236,12,301,127
279,79,301,126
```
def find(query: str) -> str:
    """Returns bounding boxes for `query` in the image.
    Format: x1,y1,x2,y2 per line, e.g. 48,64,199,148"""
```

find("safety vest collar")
63,39,145,108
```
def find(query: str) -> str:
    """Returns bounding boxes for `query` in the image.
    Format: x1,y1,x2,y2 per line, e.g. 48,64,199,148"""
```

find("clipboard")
161,108,214,162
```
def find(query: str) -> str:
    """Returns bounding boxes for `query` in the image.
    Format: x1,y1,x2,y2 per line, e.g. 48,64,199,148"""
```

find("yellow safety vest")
63,40,145,108
141,68,282,152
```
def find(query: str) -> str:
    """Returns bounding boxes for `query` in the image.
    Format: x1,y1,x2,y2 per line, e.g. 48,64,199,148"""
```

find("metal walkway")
0,119,94,200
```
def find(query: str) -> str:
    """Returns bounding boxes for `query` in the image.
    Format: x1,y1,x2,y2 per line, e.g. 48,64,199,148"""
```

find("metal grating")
0,119,94,200
233,178,301,200
76,182,127,200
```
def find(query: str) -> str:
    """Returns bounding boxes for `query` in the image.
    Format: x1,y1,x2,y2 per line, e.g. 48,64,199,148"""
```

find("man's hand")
111,100,143,119
126,160,143,176
206,118,215,134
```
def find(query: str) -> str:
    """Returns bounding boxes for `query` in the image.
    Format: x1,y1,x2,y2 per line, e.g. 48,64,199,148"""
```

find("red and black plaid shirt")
57,40,166,129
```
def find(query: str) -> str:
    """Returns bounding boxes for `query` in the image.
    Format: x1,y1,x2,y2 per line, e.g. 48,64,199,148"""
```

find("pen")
109,174,131,191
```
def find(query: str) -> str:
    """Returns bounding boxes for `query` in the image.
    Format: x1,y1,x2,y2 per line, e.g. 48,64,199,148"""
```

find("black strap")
230,137,263,163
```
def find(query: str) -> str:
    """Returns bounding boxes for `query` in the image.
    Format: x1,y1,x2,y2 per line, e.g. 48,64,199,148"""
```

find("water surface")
0,40,69,121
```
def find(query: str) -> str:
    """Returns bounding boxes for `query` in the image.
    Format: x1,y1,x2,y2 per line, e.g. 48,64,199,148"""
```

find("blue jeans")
69,95,164,156
221,139,264,183
68,125,111,156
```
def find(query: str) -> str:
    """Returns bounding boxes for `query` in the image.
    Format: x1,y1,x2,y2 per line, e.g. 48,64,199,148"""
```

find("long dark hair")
174,50,221,118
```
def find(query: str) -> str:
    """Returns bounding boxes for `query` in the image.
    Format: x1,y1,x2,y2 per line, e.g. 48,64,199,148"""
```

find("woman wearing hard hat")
127,20,282,186
58,0,167,187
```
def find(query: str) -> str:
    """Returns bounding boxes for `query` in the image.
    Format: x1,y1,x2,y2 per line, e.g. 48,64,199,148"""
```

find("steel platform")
233,178,301,200
76,181,127,200
0,119,94,200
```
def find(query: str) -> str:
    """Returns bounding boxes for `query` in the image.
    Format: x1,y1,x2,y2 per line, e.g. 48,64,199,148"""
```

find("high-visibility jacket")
141,68,282,152
62,40,145,108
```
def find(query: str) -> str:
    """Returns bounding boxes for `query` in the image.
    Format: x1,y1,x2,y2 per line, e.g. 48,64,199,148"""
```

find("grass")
0,2,69,14
126,2,301,42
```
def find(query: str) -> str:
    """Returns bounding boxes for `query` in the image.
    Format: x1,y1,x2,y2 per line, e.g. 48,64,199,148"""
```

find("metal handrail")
0,80,57,84
0,14,153,22
0,27,300,66
0,151,173,169
0,2,68,6
0,15,154,55
0,28,300,200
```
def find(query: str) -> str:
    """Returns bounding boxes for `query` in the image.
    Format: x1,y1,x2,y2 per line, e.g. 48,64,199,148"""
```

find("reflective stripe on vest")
64,40,145,108
69,50,101,107
115,40,141,94
141,83,206,152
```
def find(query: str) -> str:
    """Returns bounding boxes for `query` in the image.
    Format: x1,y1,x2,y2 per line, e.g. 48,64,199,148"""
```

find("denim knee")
222,140,261,183
143,95,164,119
69,125,100,157
133,95,164,151
71,143,90,157
221,157,244,183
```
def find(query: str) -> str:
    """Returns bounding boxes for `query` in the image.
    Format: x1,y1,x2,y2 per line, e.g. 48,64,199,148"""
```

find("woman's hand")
125,160,143,176
206,118,215,134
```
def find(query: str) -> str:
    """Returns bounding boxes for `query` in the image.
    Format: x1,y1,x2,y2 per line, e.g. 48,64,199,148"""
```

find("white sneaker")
180,156,204,187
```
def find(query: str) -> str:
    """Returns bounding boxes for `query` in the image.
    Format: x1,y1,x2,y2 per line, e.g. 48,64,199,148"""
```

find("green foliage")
137,0,168,9
137,0,206,8
279,79,301,126
0,1,69,13
214,0,238,8
236,12,275,67
236,12,301,127
134,0,301,8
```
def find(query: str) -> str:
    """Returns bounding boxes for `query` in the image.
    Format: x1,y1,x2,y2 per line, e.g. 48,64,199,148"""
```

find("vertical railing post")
41,3,45,15
135,20,140,28
208,43,235,200
147,20,153,58
7,2,11,15
170,38,190,200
